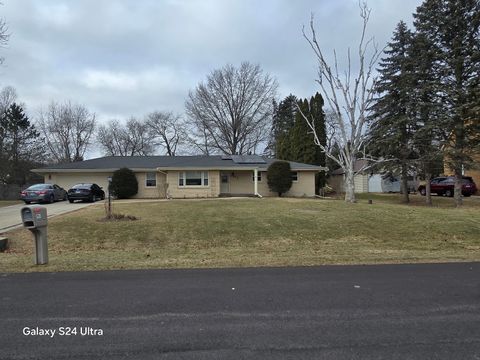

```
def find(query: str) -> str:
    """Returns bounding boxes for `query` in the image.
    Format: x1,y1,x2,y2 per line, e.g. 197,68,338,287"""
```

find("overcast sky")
1,0,423,137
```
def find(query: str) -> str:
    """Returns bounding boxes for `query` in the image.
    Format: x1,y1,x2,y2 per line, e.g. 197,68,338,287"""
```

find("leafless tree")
324,110,339,154
0,86,17,113
185,62,278,155
97,117,155,156
146,111,185,156
0,14,9,65
37,101,96,163
299,3,382,203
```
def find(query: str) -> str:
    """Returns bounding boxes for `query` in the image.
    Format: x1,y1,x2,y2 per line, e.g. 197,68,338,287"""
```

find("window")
252,171,262,182
440,178,455,184
178,171,209,187
291,171,298,182
146,172,157,187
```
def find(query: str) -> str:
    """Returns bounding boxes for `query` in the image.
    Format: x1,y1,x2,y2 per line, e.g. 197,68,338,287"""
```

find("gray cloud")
0,0,421,128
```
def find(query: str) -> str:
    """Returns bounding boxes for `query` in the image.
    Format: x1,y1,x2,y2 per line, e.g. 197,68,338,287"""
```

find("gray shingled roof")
331,159,368,175
34,156,324,172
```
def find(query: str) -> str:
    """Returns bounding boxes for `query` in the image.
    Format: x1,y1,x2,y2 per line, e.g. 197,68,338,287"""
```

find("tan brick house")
32,155,325,198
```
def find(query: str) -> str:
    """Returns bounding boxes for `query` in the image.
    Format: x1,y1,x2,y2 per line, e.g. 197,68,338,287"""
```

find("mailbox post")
21,206,48,265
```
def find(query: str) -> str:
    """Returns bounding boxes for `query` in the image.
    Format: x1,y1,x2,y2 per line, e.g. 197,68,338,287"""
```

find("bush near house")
267,161,293,197
110,167,138,199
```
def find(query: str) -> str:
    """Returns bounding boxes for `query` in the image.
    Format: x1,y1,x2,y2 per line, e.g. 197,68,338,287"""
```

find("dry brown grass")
0,200,22,208
1,196,479,272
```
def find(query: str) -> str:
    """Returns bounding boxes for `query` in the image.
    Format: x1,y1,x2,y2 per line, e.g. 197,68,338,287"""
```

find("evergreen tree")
0,103,44,184
368,21,417,203
273,94,297,160
291,93,327,191
271,93,327,193
267,161,292,197
263,99,279,157
110,168,138,199
290,98,311,163
413,0,480,207
409,32,444,206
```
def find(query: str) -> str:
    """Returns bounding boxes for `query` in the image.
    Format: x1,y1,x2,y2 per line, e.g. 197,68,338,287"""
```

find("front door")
220,173,230,193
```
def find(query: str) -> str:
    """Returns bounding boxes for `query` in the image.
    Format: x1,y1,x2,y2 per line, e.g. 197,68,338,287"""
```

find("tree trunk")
454,169,463,207
344,167,356,203
401,164,409,204
425,171,432,207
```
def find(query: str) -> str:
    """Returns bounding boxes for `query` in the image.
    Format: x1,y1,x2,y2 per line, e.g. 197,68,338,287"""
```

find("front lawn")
355,193,480,208
0,200,21,208
1,197,479,272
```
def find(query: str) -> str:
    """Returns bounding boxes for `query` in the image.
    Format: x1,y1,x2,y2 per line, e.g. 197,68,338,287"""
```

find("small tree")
267,161,293,197
110,168,138,199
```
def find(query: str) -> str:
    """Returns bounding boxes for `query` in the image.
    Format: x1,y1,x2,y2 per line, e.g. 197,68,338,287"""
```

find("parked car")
67,183,105,203
418,176,477,197
20,184,67,204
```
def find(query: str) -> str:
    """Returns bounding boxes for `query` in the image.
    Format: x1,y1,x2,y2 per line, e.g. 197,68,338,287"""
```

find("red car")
418,176,477,197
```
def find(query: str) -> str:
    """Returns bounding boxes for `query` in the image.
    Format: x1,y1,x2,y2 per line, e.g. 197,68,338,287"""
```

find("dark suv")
418,176,477,197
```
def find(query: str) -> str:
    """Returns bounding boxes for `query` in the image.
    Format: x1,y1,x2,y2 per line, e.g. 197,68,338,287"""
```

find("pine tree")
290,98,311,163
273,95,297,160
271,93,327,193
409,32,444,206
267,161,292,197
413,0,480,207
368,21,417,203
309,93,327,189
291,93,326,191
0,103,43,184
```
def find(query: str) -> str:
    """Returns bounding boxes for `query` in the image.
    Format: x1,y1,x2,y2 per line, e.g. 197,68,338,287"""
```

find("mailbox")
20,205,48,265
21,207,48,229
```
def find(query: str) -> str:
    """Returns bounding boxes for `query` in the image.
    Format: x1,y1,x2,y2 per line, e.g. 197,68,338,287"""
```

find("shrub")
110,167,138,199
267,161,292,197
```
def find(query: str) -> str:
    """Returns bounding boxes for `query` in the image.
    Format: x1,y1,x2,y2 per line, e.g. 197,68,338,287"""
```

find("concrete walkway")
0,200,100,233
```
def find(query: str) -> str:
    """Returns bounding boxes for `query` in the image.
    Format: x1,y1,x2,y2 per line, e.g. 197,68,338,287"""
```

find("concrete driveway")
0,200,100,233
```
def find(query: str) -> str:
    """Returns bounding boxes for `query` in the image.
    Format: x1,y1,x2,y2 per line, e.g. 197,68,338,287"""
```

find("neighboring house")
444,152,480,187
328,160,417,194
32,155,325,198
328,160,370,194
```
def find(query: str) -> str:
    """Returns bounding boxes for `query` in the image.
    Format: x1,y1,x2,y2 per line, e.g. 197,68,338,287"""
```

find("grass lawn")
1,196,479,272
355,193,480,208
0,200,22,208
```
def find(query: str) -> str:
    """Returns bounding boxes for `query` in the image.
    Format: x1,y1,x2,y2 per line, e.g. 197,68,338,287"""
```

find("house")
328,160,371,194
328,160,417,194
32,155,325,198
444,153,480,187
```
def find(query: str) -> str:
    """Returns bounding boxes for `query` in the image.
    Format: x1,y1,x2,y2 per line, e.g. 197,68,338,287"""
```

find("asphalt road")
0,263,479,359
0,201,98,233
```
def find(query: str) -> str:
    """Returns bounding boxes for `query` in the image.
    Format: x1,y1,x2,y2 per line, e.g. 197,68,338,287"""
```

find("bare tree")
0,86,16,110
97,117,155,156
0,13,9,65
299,3,381,203
324,110,339,154
146,111,185,156
38,101,96,163
185,62,278,155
